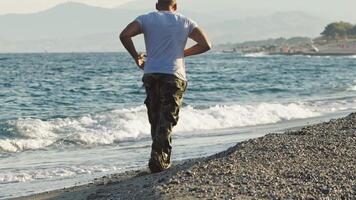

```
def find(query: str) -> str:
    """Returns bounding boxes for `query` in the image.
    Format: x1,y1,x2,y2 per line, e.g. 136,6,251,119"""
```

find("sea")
0,52,356,198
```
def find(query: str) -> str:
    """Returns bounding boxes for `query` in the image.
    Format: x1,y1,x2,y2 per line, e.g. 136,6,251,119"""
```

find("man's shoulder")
137,11,197,26
174,13,197,24
138,11,191,19
173,12,191,20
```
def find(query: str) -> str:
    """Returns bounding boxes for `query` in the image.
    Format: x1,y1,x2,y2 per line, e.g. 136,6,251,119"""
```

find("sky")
0,0,134,14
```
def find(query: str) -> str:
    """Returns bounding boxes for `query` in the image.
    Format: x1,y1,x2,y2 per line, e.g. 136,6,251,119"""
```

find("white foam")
243,52,268,58
2,99,356,153
177,103,318,132
348,81,356,91
0,139,53,152
0,165,113,184
0,106,151,152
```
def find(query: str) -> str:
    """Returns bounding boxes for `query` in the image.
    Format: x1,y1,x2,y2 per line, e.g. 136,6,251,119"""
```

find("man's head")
156,0,177,12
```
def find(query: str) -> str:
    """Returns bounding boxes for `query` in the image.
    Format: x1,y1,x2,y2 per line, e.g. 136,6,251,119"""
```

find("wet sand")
16,113,356,200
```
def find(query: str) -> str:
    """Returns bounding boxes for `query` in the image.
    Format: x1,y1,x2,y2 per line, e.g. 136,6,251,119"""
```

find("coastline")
15,112,356,200
269,52,356,56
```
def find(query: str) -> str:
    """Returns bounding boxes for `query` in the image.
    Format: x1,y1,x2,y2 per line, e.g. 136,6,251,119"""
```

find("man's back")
136,11,197,80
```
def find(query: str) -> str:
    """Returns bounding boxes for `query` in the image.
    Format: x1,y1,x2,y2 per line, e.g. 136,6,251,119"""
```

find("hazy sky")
0,0,133,14
0,0,356,21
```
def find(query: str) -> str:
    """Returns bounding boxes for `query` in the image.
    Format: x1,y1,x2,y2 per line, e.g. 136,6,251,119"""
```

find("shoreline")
269,52,356,56
15,112,356,200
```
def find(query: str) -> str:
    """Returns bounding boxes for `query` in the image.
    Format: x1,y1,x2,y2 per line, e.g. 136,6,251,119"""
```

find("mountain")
117,0,262,21
0,2,327,53
118,0,279,14
0,2,135,41
0,2,140,52
208,12,327,43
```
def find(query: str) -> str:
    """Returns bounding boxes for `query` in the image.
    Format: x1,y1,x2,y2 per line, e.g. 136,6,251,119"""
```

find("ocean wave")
0,164,114,184
0,102,325,153
242,52,269,58
348,81,356,91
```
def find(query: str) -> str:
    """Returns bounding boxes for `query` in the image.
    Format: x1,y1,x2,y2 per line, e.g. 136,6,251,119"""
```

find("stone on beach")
19,113,356,200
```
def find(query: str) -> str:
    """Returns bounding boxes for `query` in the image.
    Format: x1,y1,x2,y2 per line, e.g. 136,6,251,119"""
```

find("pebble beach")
18,113,356,200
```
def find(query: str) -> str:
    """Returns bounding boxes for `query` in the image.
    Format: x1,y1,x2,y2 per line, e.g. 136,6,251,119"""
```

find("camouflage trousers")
142,73,187,173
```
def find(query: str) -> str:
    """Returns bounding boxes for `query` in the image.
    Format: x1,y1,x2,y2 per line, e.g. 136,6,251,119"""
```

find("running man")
120,0,211,173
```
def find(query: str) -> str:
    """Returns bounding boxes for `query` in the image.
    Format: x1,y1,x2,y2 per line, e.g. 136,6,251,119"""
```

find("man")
120,0,211,173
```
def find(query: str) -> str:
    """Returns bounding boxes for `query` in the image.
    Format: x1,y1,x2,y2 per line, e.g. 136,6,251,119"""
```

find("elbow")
207,42,212,51
197,43,212,52
205,42,212,51
119,33,125,41
119,32,129,41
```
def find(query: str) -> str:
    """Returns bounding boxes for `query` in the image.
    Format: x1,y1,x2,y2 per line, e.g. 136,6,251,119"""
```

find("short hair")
157,0,176,6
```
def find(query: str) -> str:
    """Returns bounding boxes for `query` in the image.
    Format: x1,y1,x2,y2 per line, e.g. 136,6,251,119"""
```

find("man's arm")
184,27,212,57
119,21,145,69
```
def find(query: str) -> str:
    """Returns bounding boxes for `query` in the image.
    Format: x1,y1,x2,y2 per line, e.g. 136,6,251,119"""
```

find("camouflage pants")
142,73,187,173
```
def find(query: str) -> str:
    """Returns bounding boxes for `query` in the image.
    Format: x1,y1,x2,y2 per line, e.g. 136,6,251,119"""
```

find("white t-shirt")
135,11,198,81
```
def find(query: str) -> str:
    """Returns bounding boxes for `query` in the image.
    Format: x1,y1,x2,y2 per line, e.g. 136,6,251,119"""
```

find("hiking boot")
148,151,171,173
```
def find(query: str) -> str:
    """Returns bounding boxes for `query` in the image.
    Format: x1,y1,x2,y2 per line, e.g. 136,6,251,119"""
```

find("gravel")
160,113,356,199
20,113,356,200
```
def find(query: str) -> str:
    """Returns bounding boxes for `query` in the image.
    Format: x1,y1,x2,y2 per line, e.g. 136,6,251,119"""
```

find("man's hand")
135,53,146,70
120,21,143,68
184,27,212,57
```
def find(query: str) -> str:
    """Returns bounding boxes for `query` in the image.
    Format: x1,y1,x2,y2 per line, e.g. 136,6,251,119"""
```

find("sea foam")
0,164,113,184
0,102,324,153
348,81,356,91
243,52,269,58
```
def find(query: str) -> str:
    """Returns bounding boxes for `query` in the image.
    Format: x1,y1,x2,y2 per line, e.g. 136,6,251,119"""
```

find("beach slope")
18,113,356,200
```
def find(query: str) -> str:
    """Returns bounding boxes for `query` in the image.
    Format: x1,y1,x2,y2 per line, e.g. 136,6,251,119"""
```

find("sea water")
0,52,356,198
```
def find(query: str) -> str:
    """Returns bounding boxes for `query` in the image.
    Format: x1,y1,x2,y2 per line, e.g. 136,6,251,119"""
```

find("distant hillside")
0,2,135,41
0,2,327,53
208,12,326,43
117,0,272,26
222,37,312,48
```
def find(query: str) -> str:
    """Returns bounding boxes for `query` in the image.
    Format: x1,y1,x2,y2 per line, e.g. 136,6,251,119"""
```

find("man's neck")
158,10,173,12
157,7,175,12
